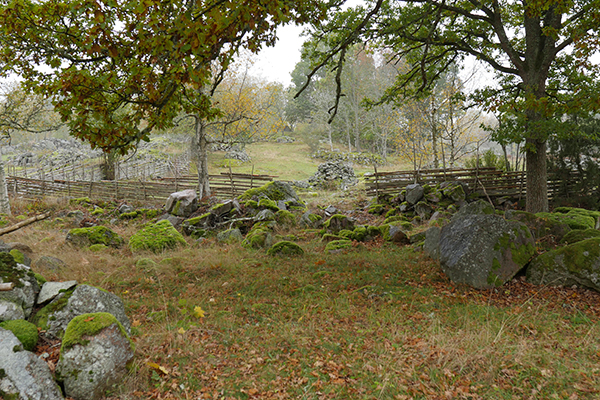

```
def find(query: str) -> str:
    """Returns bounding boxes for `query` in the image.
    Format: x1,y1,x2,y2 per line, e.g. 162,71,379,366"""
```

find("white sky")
249,24,308,87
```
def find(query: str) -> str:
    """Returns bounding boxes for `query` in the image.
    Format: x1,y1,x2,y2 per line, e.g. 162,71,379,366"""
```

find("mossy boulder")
505,210,572,241
89,244,107,252
67,226,124,248
440,181,466,202
239,181,302,203
560,229,600,245
0,319,38,351
182,212,215,236
57,312,134,400
258,198,280,212
266,241,304,256
129,220,187,253
0,253,39,318
527,237,600,292
323,214,355,233
367,203,386,215
324,239,353,253
299,212,323,228
216,228,243,244
60,312,132,352
242,228,273,249
439,214,536,289
535,211,595,231
275,210,296,226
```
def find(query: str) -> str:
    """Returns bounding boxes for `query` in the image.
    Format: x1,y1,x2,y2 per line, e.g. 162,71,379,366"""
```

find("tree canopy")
0,0,331,153
301,0,600,212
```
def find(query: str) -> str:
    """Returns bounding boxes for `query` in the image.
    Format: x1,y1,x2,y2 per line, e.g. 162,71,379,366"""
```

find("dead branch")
0,212,50,236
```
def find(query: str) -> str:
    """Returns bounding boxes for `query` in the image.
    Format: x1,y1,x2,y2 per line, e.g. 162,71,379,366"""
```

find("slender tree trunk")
0,160,11,215
101,150,117,180
525,138,548,213
193,118,211,198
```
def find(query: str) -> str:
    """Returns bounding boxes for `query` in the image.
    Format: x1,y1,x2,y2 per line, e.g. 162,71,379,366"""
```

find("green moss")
69,197,91,205
129,220,187,253
141,209,161,219
384,215,407,224
321,233,343,242
0,252,23,288
68,226,124,248
535,212,595,230
258,198,279,212
275,210,296,226
184,213,212,227
266,241,304,256
60,312,133,353
8,249,24,264
337,229,354,240
560,229,600,245
532,237,600,275
119,211,139,219
384,208,398,218
239,200,255,210
91,208,104,216
367,204,385,215
242,229,272,249
0,319,39,351
554,207,600,219
352,226,368,242
366,225,382,238
32,288,76,331
239,181,288,201
135,258,157,269
89,244,107,252
324,239,353,252
34,273,47,286
493,227,535,266
323,214,354,233
487,258,503,287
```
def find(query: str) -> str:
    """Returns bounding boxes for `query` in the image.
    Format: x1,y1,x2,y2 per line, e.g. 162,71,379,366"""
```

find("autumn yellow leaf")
177,327,186,334
147,362,168,375
194,306,205,319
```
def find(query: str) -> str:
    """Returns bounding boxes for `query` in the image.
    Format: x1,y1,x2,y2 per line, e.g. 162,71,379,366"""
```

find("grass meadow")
6,189,600,400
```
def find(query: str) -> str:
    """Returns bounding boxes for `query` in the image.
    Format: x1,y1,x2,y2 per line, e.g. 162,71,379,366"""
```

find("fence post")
229,161,235,197
374,165,380,203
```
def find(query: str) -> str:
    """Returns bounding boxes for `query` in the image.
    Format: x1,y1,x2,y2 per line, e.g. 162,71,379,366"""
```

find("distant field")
207,141,411,181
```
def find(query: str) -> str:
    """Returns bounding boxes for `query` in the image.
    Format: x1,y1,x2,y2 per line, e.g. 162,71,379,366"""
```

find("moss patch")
535,212,595,230
32,287,76,331
0,253,23,288
560,229,600,245
266,241,304,256
67,226,124,248
8,249,25,264
60,312,133,353
129,220,187,253
324,239,353,252
0,319,38,351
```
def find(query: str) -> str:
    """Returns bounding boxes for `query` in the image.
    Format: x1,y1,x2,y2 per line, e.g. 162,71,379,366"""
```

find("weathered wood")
0,282,14,291
0,212,50,236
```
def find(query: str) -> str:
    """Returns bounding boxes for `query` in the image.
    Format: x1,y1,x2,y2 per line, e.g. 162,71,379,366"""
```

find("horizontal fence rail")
364,167,583,200
7,172,276,203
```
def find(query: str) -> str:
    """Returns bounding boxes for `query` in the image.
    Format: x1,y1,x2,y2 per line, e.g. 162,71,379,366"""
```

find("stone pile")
225,149,251,162
307,161,358,190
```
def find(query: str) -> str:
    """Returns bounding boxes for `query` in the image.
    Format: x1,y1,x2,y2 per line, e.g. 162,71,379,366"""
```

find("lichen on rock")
66,226,123,248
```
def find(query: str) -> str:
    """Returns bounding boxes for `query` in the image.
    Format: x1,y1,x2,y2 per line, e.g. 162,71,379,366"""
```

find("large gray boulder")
165,189,198,217
0,254,39,318
527,237,600,291
439,214,536,289
405,184,424,205
56,313,134,400
0,328,64,400
423,227,441,260
37,284,131,338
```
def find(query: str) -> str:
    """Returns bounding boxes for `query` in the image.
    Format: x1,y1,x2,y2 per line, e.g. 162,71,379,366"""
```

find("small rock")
37,280,78,305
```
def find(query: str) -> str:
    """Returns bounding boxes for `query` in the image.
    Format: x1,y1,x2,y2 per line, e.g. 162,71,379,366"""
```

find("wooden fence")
6,172,275,203
364,167,582,200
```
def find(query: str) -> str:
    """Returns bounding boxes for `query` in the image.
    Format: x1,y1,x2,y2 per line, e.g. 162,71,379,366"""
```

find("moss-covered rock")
32,287,76,331
242,228,273,249
69,197,92,206
258,198,280,212
527,237,600,292
91,208,105,216
66,226,124,248
266,241,304,256
367,204,386,215
535,211,595,231
118,210,139,220
323,214,355,233
299,212,323,228
129,220,187,253
275,210,296,226
8,249,24,265
216,228,243,244
89,244,107,252
560,229,600,245
239,181,301,202
321,233,343,242
60,312,133,352
324,239,353,253
0,319,38,351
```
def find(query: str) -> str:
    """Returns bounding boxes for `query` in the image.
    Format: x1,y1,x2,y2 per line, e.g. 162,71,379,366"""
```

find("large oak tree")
0,0,332,193
301,0,600,212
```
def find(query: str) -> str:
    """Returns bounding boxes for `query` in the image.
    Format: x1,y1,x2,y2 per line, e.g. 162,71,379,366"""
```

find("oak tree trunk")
193,118,211,199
